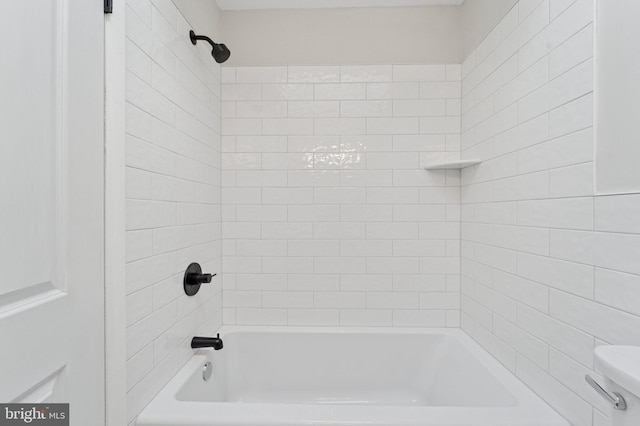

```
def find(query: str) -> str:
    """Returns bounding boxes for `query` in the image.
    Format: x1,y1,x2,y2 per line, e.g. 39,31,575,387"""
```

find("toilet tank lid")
595,346,640,398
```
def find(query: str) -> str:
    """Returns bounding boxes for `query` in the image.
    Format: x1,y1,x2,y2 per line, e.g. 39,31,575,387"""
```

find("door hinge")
104,0,113,13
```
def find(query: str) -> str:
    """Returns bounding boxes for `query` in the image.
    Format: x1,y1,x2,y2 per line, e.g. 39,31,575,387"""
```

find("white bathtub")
136,326,568,426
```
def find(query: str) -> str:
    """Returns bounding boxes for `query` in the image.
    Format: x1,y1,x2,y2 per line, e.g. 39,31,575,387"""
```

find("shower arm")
189,30,216,48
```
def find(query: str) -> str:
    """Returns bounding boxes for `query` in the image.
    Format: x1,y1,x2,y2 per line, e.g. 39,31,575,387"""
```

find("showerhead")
189,30,231,64
212,43,231,64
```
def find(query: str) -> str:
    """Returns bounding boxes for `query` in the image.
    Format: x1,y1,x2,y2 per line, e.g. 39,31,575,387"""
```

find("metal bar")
585,374,627,410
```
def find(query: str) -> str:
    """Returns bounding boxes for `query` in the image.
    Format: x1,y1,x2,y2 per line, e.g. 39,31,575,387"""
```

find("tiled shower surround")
124,1,222,423
123,1,640,425
220,64,463,327
460,0,640,425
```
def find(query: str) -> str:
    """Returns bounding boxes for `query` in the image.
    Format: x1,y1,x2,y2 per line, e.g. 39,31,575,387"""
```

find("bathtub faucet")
191,334,224,350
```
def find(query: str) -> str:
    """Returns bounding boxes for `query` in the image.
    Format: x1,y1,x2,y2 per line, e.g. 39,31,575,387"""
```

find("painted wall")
460,0,517,59
174,0,223,40
220,64,462,327
460,0,640,425
594,0,640,194
220,7,462,66
123,0,222,423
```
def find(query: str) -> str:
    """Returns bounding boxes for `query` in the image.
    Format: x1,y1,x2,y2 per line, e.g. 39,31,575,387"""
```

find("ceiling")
216,0,464,11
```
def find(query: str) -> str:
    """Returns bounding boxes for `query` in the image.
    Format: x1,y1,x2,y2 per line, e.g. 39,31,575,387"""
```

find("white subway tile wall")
121,2,640,426
221,64,462,328
461,1,640,425
125,1,222,424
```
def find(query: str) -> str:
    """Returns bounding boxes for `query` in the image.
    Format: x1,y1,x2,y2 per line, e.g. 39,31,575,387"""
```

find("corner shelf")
424,159,482,170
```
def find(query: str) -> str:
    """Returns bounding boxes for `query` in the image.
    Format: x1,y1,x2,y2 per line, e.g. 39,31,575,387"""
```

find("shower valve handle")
186,272,214,285
183,263,216,296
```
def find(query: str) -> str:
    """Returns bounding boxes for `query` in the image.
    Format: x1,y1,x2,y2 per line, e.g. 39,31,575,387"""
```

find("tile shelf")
423,159,482,170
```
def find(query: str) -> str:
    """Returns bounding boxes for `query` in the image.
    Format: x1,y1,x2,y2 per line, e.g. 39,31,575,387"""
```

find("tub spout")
191,334,223,350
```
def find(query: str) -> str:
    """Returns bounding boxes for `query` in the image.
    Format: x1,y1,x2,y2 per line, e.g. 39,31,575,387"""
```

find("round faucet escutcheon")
183,262,217,296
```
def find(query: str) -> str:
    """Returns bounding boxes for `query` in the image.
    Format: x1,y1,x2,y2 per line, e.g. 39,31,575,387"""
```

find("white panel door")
0,0,105,424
